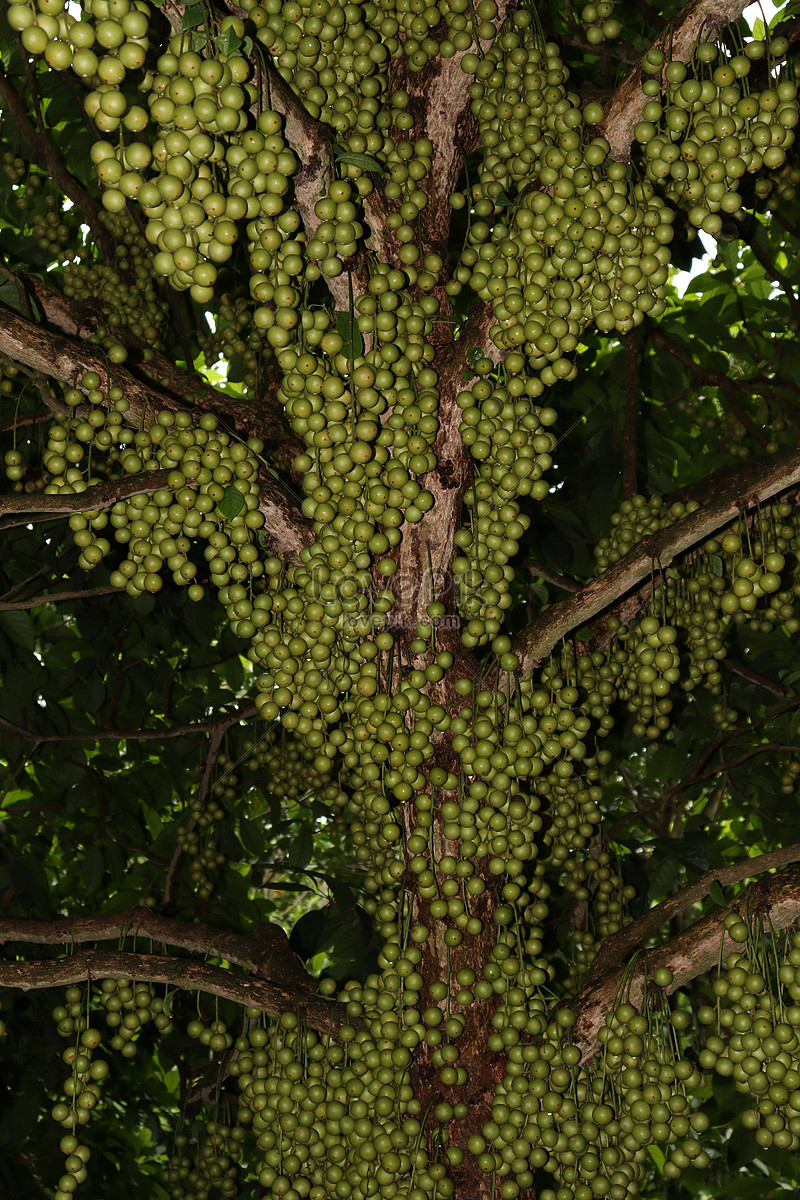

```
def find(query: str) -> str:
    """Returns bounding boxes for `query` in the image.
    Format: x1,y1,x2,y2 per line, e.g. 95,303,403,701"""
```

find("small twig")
0,409,52,434
726,657,790,699
0,703,257,744
0,586,117,611
523,559,580,593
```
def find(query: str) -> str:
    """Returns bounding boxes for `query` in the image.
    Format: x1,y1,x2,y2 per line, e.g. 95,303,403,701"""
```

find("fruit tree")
3,0,800,1196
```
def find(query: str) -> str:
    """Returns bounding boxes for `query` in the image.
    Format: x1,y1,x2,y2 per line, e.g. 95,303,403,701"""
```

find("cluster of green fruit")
671,392,791,457
780,759,800,794
454,11,672,382
186,1014,235,1053
764,159,800,209
44,393,265,601
177,824,226,900
86,44,297,301
0,151,47,214
49,987,108,1198
588,985,708,1187
561,853,636,995
593,494,701,574
29,201,72,258
230,1001,456,1200
244,0,492,87
6,0,151,81
1,150,27,188
61,209,169,348
578,0,620,45
453,362,556,644
0,154,77,262
96,975,174,1054
161,1122,246,1200
0,354,20,401
198,293,263,389
635,38,796,234
698,918,800,1152
235,737,349,818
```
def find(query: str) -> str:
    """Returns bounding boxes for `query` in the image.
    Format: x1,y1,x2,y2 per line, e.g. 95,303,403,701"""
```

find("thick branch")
0,909,309,987
513,440,800,674
0,949,349,1034
599,0,751,159
573,862,800,1060
587,841,800,979
0,303,311,556
0,469,175,518
8,273,303,465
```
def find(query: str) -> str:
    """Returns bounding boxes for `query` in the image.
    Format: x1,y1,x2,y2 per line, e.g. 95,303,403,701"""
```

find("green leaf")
181,5,205,28
141,804,163,841
0,609,34,651
336,311,364,359
1,787,32,809
218,484,245,520
239,817,264,857
321,874,356,909
0,277,23,314
287,825,313,870
214,27,242,55
647,856,680,901
82,844,104,895
332,150,384,172
709,879,726,906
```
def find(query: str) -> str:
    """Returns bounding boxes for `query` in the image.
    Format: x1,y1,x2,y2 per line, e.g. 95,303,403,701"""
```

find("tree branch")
0,303,311,556
0,469,176,519
0,948,349,1035
0,908,308,985
512,440,800,674
7,273,303,465
587,841,800,980
0,703,257,744
0,586,117,611
572,861,800,1060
